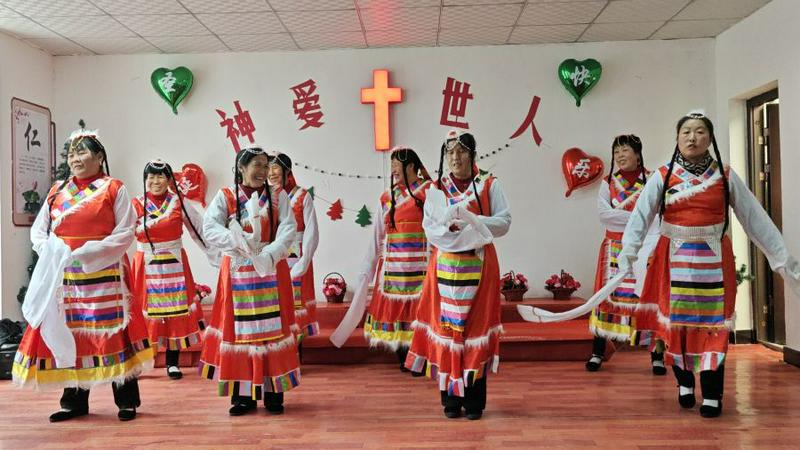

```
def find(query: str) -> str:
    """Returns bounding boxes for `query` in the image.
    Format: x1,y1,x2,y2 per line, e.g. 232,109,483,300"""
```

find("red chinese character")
217,100,256,152
509,96,542,146
440,77,473,129
291,79,324,130
216,108,241,152
233,100,256,145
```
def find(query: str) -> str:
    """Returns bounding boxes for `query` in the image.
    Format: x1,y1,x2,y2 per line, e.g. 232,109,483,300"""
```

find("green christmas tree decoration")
355,205,372,227
307,186,315,199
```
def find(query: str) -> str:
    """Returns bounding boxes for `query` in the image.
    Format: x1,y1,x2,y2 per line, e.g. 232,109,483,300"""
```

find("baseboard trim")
784,346,800,368
731,330,755,344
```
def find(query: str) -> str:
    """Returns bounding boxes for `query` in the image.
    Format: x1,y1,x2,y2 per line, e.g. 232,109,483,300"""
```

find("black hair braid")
640,153,647,184
142,176,156,253
235,160,242,225
710,135,730,240
46,179,70,235
389,173,397,230
165,165,205,248
436,143,446,190
405,155,424,209
266,182,274,242
606,157,616,204
469,153,485,216
658,146,680,224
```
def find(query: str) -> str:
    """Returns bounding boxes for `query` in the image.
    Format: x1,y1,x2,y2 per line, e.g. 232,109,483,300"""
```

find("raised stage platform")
155,297,604,367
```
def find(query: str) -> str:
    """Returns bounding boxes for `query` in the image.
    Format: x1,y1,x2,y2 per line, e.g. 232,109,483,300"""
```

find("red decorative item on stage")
500,271,528,302
174,163,208,206
561,147,603,197
322,272,347,303
544,270,581,300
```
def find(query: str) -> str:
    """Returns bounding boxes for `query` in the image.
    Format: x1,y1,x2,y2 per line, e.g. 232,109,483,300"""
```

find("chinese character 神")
24,122,41,152
440,77,474,129
571,158,592,178
216,100,256,152
290,79,324,130
509,96,542,146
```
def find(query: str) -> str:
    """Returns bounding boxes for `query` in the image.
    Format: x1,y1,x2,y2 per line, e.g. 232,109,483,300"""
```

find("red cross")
361,69,402,151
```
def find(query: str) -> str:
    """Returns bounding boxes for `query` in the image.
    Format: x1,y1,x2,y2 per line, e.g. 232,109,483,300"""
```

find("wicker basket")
322,272,346,303
548,287,576,300
501,288,527,302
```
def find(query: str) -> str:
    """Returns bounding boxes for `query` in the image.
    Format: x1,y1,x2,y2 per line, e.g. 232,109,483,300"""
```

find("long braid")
167,166,205,247
406,155,424,209
436,143,446,190
658,146,680,223
606,157,616,204
640,152,647,184
469,154,485,216
142,175,155,253
266,181,274,242
710,135,730,240
389,173,397,230
235,155,242,225
46,179,69,235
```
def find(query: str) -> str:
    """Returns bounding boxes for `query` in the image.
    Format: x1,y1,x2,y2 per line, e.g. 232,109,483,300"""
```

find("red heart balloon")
562,147,604,197
174,163,208,206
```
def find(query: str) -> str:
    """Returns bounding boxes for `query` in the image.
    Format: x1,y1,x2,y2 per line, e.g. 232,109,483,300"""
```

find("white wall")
48,39,715,307
0,34,53,320
715,0,800,346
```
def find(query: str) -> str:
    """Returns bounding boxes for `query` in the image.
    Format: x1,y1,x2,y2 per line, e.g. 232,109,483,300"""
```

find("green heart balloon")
151,66,193,114
558,59,602,107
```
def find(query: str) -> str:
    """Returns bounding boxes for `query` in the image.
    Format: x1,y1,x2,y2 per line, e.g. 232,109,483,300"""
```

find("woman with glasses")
331,147,433,374
404,130,511,420
586,135,665,374
199,146,300,416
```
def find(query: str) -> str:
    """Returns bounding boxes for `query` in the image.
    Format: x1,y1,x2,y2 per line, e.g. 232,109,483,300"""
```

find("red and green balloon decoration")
558,59,602,107
151,67,194,114
562,147,603,197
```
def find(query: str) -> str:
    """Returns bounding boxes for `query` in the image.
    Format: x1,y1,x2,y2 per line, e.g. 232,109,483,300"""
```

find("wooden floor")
2,345,799,449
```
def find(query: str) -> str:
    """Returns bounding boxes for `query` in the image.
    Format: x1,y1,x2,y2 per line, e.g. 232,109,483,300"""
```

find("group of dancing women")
11,111,800,423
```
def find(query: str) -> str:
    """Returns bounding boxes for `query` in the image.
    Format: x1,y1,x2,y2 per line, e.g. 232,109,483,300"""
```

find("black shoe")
229,402,256,416
411,371,425,377
167,366,183,380
699,401,722,418
678,388,696,409
443,407,462,419
400,365,411,373
651,352,667,375
49,408,88,423
585,355,602,372
265,403,284,415
465,409,483,420
117,408,137,421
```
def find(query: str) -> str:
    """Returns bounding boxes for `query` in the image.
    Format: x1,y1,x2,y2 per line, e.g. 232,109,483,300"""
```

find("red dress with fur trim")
199,186,300,399
636,162,736,373
131,193,206,351
405,172,508,397
286,186,319,340
364,179,432,349
13,176,154,389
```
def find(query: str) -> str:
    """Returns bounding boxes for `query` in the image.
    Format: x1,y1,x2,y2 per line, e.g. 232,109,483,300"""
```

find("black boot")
265,392,285,415
463,377,487,420
229,394,257,416
443,393,462,419
165,349,183,379
113,378,141,421
585,337,606,372
673,365,696,409
651,351,667,376
396,347,411,373
50,388,90,422
699,365,724,418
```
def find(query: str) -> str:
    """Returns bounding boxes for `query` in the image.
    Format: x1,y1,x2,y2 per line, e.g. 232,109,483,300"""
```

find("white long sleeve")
203,189,239,253
290,193,319,279
70,185,136,273
30,192,53,254
597,180,631,232
477,180,511,238
619,172,663,274
330,200,384,347
259,190,297,263
728,169,800,281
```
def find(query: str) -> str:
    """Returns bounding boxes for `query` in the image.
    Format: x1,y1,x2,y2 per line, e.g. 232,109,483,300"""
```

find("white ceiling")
0,0,772,55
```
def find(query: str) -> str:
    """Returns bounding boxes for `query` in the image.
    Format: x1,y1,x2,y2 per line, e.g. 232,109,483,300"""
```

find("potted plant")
544,270,581,300
500,271,528,301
